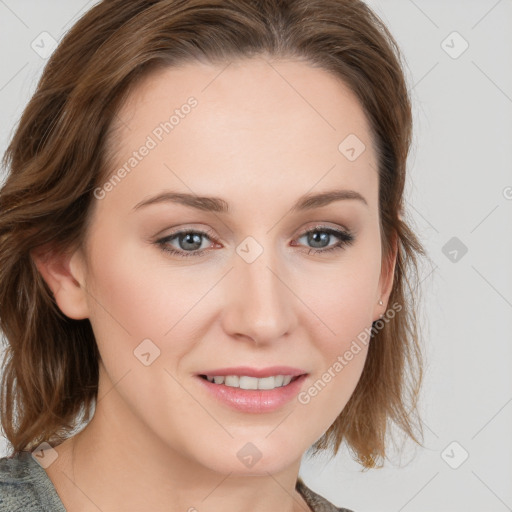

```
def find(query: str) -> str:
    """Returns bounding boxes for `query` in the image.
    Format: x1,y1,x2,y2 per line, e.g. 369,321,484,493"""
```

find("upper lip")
198,366,307,378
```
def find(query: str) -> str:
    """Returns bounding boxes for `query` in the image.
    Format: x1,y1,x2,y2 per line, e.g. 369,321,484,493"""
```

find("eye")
292,226,355,255
155,225,355,258
155,228,217,258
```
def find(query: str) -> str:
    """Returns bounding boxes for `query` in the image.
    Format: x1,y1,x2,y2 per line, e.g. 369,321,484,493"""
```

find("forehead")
102,57,378,215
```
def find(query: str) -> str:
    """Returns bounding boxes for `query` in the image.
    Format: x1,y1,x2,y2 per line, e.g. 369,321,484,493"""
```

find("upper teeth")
205,375,294,390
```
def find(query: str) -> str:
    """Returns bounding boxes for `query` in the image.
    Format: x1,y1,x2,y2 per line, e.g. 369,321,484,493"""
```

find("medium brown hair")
0,0,425,468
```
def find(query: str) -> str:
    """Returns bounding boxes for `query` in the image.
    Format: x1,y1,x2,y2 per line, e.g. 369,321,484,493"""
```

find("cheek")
294,270,376,437
301,271,374,386
293,239,382,341
289,242,380,411
85,228,208,331
81,229,208,375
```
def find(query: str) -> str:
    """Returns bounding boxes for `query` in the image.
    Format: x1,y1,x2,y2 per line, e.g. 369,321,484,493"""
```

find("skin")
33,57,396,512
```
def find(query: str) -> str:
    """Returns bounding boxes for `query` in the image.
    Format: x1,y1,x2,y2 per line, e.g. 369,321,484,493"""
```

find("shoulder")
0,451,41,511
0,451,66,512
296,476,355,512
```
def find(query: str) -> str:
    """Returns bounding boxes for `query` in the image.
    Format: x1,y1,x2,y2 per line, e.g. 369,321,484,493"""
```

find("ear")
373,231,398,322
30,243,90,320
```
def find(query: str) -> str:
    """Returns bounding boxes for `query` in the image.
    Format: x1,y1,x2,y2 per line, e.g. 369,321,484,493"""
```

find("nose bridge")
223,236,296,343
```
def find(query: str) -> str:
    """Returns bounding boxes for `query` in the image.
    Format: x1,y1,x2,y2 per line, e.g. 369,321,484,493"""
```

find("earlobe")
30,244,90,320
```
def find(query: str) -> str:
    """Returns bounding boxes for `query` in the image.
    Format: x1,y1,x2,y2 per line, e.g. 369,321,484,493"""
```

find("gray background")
1,1,511,511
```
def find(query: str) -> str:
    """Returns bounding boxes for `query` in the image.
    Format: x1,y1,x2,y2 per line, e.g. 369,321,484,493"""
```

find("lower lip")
196,374,308,413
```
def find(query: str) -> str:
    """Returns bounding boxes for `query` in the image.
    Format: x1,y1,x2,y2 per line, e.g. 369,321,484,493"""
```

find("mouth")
198,373,304,390
195,372,309,413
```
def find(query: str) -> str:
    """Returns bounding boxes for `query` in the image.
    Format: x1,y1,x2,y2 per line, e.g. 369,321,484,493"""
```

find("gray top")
0,451,354,511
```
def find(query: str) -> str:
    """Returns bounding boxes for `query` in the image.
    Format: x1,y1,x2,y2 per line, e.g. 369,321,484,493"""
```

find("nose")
220,244,298,345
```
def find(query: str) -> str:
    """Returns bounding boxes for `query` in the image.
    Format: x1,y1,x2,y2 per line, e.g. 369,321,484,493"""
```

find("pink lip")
196,373,308,413
197,366,307,378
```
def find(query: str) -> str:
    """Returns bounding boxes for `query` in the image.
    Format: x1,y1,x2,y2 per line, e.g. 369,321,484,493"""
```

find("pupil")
309,231,329,248
180,233,202,250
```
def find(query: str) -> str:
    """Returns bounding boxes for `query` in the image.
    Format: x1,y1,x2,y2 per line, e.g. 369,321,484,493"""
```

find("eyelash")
155,225,355,258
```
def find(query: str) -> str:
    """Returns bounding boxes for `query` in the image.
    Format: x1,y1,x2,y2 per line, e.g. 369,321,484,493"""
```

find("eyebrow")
132,189,368,213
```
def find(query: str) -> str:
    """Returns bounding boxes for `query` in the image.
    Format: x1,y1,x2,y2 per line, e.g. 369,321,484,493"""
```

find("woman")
0,0,425,510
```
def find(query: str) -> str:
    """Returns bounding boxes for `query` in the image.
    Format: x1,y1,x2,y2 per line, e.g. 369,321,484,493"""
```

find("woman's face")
67,57,394,475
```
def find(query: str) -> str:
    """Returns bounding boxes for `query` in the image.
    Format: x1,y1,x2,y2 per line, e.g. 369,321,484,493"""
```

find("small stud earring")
378,300,383,305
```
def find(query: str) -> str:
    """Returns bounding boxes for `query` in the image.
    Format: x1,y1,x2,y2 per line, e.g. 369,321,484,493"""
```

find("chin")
202,443,302,477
